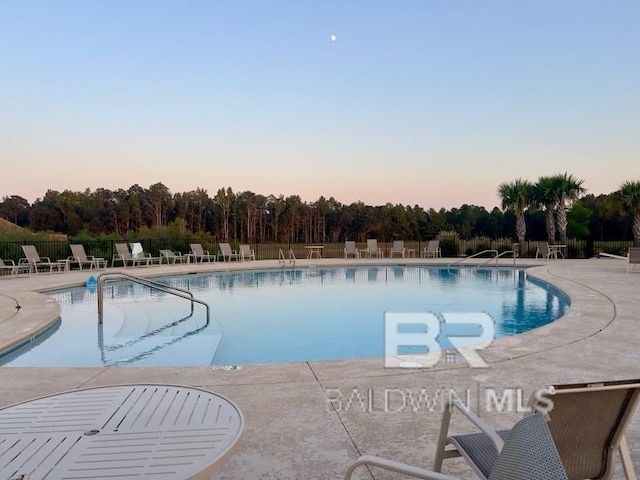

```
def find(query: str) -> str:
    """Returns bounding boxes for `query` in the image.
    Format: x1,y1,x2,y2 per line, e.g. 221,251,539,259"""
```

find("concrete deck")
0,257,638,479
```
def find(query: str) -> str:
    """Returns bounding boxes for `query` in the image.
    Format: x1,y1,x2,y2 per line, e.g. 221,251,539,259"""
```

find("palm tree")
554,173,586,245
620,180,640,247
498,179,534,257
534,176,560,243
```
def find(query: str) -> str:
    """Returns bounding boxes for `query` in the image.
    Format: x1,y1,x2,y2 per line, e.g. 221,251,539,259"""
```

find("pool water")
0,266,569,367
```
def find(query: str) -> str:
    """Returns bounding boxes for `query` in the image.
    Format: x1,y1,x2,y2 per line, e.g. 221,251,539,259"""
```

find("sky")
1,1,639,210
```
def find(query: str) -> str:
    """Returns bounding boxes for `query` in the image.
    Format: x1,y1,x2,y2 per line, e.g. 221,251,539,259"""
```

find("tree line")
1,176,639,246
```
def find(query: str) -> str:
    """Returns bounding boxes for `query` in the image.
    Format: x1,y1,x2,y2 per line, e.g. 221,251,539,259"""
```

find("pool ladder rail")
96,272,210,325
447,249,517,270
278,248,296,267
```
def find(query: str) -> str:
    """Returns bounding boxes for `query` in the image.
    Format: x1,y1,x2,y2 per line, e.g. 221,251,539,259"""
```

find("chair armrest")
345,455,457,480
18,258,29,265
445,399,504,451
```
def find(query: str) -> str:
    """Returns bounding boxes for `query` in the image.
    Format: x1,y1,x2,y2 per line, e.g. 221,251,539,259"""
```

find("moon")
330,34,337,42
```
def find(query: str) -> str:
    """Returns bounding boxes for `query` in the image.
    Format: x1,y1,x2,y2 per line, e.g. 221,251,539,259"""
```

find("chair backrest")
70,244,88,262
529,378,640,479
629,247,640,264
219,243,232,255
21,245,41,262
159,249,175,258
537,242,550,254
345,241,357,253
427,240,439,252
392,240,404,252
190,243,205,256
367,239,378,251
115,243,132,260
489,414,567,480
240,244,252,255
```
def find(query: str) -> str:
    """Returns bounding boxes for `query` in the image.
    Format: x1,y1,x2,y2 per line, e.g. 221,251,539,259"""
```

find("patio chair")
239,244,255,261
218,242,240,262
19,245,66,273
344,241,360,259
159,249,187,264
421,240,441,258
627,247,640,273
69,244,107,270
535,242,552,260
433,378,640,480
0,258,31,276
189,243,215,263
129,242,158,266
345,413,568,480
389,240,406,258
112,243,135,267
365,239,383,258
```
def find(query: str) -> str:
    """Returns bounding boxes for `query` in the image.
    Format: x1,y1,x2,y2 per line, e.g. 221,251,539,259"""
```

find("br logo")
384,312,495,368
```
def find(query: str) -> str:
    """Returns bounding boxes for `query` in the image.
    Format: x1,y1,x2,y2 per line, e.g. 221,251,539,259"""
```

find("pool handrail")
448,249,516,270
96,272,210,325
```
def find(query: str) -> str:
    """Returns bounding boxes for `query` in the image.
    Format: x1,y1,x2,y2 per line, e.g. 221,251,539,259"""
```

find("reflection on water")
2,266,569,367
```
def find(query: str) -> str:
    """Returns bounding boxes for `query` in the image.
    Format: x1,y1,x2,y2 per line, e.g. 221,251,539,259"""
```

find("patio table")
0,384,243,480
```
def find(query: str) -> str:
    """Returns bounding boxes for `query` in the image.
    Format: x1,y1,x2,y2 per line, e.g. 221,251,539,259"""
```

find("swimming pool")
0,266,569,367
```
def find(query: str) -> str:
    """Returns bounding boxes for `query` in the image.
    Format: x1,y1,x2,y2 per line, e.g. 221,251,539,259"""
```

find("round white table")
0,384,243,480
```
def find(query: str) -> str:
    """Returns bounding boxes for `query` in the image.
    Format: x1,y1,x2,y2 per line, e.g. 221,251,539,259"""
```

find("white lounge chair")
627,247,640,273
389,240,405,258
159,249,187,264
239,244,255,261
19,245,66,273
434,378,640,480
69,244,107,270
421,240,441,258
346,413,568,480
218,242,240,262
189,243,215,263
130,242,158,266
365,239,383,258
344,241,360,259
0,258,31,276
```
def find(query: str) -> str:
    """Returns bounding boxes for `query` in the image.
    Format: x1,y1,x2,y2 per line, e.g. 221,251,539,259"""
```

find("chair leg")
433,404,454,471
619,436,637,480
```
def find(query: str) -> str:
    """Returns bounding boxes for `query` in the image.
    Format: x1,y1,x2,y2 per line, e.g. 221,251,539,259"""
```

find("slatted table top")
0,384,244,480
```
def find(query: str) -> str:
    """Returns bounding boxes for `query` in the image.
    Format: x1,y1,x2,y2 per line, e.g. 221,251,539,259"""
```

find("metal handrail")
448,249,499,269
475,250,517,268
96,272,210,324
447,249,517,270
278,248,296,267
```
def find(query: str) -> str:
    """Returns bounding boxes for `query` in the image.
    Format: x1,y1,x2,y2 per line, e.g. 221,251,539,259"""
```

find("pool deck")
0,257,639,479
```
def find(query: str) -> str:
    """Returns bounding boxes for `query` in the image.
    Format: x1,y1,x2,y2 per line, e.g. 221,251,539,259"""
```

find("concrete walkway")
0,257,638,479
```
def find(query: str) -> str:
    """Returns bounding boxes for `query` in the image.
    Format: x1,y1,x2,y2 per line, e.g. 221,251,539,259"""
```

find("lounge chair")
535,242,553,259
0,258,31,276
129,242,158,266
69,244,107,270
344,241,360,259
365,239,383,258
389,240,405,258
345,413,568,480
19,245,66,273
218,242,240,262
433,378,640,480
189,243,215,263
627,247,640,273
239,244,255,261
421,240,441,258
159,249,187,264
112,243,135,267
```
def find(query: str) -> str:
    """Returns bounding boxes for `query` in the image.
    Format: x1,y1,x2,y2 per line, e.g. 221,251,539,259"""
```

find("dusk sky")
1,1,639,209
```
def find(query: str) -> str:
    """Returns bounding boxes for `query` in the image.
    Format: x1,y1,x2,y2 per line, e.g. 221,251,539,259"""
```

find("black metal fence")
0,238,633,265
